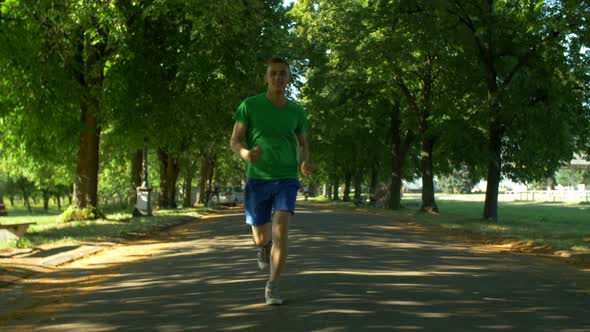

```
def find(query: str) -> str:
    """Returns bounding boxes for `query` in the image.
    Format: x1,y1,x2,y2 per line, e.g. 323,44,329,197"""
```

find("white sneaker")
265,280,284,305
256,241,272,271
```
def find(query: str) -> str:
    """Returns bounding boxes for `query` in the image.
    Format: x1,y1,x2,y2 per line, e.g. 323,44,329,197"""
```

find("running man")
230,56,313,305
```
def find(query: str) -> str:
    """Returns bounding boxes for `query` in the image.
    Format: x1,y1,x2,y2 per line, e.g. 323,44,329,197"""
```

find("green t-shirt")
233,93,307,180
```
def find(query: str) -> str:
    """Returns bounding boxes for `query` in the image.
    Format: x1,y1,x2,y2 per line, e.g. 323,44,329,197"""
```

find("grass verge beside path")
0,204,231,249
306,194,590,254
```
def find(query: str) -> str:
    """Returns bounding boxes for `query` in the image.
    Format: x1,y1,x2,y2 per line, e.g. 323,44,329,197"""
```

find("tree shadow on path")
3,207,590,332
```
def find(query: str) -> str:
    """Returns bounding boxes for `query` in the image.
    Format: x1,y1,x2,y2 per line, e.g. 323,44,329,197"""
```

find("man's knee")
273,210,291,224
253,237,268,247
272,211,290,245
251,224,271,247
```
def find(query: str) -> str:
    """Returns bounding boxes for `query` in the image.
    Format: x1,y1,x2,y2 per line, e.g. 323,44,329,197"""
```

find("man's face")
265,62,290,92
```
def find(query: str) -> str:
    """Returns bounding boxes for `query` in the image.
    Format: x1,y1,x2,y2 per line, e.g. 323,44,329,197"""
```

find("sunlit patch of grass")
479,224,510,233
0,202,213,249
571,245,590,252
107,212,133,221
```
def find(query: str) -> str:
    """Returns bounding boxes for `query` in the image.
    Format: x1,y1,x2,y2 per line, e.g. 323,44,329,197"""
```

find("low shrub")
16,237,32,248
58,206,106,223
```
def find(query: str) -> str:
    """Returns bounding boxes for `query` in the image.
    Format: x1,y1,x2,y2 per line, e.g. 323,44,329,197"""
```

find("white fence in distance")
503,190,590,203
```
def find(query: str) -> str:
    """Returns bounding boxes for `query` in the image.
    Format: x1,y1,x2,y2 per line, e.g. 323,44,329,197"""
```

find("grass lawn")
0,201,221,249
307,193,590,253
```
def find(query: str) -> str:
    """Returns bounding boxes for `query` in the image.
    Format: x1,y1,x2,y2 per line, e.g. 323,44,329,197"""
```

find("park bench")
0,222,36,243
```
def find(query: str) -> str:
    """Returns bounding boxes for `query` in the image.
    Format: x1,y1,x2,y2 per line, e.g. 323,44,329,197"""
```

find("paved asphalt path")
1,204,589,332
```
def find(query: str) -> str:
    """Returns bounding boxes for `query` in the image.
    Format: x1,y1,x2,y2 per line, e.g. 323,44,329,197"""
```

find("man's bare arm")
297,133,313,176
230,121,259,162
296,133,309,164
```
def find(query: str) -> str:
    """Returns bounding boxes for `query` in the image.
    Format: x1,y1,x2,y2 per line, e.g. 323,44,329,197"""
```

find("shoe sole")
265,298,284,305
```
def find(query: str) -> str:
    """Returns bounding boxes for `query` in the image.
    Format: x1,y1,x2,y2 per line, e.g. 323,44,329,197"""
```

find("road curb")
0,242,117,288
39,243,116,268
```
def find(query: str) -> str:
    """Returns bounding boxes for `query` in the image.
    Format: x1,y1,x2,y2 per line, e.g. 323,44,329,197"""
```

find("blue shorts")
244,179,301,226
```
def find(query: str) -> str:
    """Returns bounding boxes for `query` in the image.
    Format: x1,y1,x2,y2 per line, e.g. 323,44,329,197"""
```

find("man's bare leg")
270,211,290,282
252,223,272,270
251,223,271,247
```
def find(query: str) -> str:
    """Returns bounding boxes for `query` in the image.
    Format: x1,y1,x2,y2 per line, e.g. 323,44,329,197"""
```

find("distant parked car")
218,186,244,206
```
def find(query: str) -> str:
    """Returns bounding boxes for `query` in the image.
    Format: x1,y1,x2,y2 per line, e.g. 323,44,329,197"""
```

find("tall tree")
447,0,590,220
1,0,127,210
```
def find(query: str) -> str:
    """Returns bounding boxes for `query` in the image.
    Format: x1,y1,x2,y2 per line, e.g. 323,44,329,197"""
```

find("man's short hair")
267,56,290,66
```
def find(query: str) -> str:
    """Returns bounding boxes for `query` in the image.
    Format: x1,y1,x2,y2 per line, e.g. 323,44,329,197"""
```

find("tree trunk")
73,27,105,210
183,173,193,208
483,121,502,220
370,161,379,202
158,149,180,209
128,149,143,209
18,180,32,213
481,13,502,222
420,136,438,213
343,172,352,202
207,157,216,192
389,101,414,210
547,177,556,190
74,91,100,209
198,159,207,205
417,54,438,213
168,155,180,208
354,169,362,203
207,156,218,204
158,149,170,208
0,194,6,216
311,184,318,197
389,174,403,210
326,183,332,199
42,189,49,211
198,156,216,205
23,194,31,213
332,177,340,200
56,195,61,210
